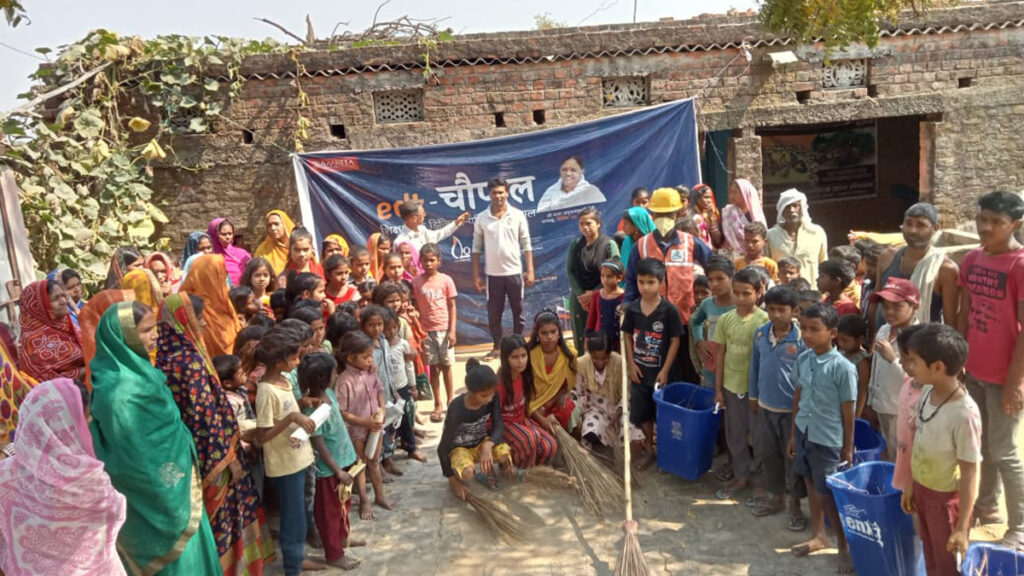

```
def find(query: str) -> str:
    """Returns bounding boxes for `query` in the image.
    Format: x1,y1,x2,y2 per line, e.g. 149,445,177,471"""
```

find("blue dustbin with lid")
853,418,886,464
653,382,720,481
827,461,916,575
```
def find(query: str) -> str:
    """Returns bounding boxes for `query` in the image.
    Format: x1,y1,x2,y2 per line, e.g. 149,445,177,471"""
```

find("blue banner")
294,98,700,345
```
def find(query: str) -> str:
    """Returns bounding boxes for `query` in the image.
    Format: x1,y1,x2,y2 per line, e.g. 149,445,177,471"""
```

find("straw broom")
521,465,577,489
553,425,622,519
464,490,529,545
615,337,650,576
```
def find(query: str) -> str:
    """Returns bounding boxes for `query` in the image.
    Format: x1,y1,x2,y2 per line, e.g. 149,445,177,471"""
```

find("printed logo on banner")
450,236,471,262
309,157,360,173
842,504,884,547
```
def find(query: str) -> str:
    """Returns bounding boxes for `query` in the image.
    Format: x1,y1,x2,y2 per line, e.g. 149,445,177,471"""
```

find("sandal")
715,484,748,501
787,514,808,532
751,498,784,517
429,411,444,423
483,348,500,361
474,471,502,492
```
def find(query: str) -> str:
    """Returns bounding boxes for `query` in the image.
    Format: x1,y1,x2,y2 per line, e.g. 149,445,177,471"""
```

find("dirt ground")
265,351,1007,576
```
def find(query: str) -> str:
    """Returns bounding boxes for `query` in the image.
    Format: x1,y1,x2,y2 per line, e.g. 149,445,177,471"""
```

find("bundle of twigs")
553,425,623,518
464,490,529,545
521,465,576,489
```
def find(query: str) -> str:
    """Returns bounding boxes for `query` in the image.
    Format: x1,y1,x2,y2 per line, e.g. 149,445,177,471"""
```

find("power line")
0,41,46,62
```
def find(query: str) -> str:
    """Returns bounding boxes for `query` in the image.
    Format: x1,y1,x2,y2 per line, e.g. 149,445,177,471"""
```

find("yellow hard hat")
649,187,683,213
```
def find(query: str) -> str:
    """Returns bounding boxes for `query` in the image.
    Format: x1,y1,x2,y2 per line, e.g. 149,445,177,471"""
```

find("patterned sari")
0,338,36,446
17,280,85,383
89,302,221,576
179,254,241,357
122,269,165,311
0,379,127,576
156,293,273,576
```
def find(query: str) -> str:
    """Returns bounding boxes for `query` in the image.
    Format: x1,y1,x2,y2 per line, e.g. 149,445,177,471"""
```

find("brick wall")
150,1,1024,246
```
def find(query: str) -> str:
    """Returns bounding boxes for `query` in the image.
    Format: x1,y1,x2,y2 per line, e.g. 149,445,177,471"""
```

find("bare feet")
791,536,829,557
328,556,362,571
381,472,394,484
414,428,428,438
382,459,404,476
301,558,329,571
359,499,374,520
407,450,428,463
836,546,854,574
375,496,396,511
415,414,428,425
306,531,323,550
344,538,367,548
483,348,500,361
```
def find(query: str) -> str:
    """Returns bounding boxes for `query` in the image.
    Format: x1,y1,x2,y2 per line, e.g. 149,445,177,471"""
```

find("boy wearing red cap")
868,277,920,460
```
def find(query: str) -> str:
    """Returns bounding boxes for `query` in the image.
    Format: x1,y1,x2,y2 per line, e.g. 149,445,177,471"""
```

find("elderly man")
869,202,959,333
766,189,828,285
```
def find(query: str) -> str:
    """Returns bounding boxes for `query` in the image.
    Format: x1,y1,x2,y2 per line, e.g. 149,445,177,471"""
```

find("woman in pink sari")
395,240,423,282
0,378,127,576
720,178,766,255
208,218,252,286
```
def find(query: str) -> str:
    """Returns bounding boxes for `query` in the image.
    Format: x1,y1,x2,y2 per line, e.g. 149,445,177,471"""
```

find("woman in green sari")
88,300,223,576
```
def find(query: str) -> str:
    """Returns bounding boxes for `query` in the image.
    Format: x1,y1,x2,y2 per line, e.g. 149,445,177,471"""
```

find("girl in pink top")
334,331,393,519
893,325,926,491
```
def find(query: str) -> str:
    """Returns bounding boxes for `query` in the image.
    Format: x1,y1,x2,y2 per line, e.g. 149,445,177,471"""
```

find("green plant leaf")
73,108,104,139
204,77,220,91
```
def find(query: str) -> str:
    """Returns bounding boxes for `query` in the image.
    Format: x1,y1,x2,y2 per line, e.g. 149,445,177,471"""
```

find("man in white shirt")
472,177,535,359
393,199,470,252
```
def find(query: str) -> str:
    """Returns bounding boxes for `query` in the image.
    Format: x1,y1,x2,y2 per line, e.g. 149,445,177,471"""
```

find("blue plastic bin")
962,542,1024,575
853,418,886,464
827,462,916,576
653,382,720,481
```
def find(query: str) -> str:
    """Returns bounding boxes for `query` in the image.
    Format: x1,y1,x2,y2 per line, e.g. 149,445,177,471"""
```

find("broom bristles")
614,525,651,576
553,425,623,518
522,465,577,489
464,490,530,545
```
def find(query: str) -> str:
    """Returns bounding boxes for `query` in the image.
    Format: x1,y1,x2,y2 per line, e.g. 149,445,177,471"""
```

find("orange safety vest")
638,231,696,323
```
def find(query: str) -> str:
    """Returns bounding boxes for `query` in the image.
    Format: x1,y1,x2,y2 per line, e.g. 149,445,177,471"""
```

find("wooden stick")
620,336,634,523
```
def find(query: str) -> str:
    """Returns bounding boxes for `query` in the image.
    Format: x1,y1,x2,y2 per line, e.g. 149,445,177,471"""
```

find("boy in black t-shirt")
622,257,683,469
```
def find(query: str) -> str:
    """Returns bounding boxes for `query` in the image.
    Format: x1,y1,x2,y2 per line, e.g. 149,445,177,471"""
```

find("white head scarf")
776,189,813,229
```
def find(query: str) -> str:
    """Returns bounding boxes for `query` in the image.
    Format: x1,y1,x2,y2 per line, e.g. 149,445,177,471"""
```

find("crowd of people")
0,175,1021,576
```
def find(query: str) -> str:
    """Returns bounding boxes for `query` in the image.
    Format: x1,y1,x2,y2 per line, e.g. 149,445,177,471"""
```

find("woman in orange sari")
145,251,182,295
252,210,295,276
78,290,134,391
367,232,392,281
179,255,241,357
122,268,165,310
156,293,273,575
321,234,349,260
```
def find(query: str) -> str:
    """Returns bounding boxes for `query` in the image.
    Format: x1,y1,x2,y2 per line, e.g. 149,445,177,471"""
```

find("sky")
0,0,756,110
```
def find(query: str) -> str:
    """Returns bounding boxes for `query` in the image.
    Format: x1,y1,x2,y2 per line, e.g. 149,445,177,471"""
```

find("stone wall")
149,1,1024,247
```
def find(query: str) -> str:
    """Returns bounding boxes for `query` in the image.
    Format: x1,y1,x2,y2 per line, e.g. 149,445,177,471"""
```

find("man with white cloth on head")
766,189,828,285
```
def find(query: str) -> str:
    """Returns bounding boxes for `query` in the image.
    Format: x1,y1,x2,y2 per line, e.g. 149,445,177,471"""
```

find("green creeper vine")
0,30,286,286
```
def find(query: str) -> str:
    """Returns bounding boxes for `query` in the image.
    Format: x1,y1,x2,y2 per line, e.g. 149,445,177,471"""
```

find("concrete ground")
265,352,1006,576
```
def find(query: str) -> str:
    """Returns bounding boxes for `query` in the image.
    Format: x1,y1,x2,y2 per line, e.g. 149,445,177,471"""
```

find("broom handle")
620,334,634,524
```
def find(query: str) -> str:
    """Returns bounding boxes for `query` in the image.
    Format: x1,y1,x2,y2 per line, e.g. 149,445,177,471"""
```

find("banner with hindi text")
293,98,700,345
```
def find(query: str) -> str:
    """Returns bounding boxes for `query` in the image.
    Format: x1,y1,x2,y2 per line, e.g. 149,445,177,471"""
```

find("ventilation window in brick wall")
601,77,649,107
374,90,424,123
822,59,868,90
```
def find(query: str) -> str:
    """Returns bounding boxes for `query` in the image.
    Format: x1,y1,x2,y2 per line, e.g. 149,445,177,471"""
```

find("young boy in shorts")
412,243,458,423
788,303,857,573
901,324,981,575
622,258,683,469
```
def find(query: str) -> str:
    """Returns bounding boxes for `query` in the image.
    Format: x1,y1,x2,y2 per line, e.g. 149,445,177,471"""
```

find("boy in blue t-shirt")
787,303,857,574
299,353,363,571
748,285,807,527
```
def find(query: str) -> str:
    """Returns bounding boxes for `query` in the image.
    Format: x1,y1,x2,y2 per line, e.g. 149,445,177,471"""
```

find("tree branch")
3,62,111,117
253,17,308,45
